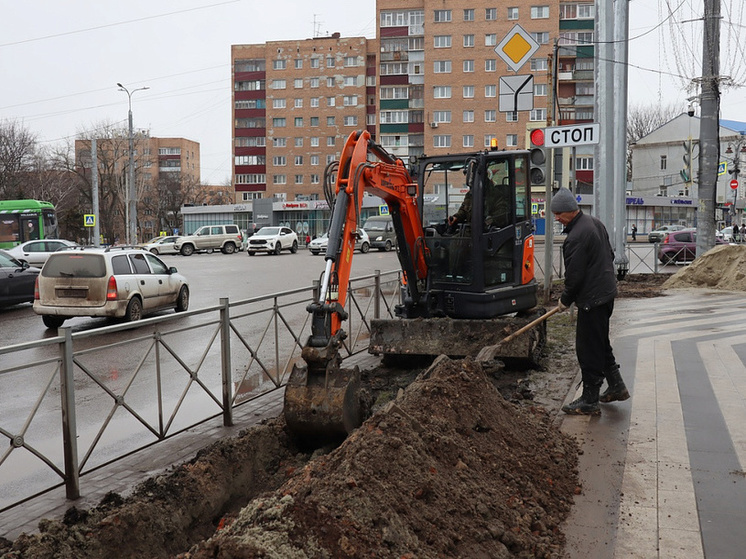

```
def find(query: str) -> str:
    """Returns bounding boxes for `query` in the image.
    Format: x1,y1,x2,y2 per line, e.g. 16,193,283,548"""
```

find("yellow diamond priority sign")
496,24,540,72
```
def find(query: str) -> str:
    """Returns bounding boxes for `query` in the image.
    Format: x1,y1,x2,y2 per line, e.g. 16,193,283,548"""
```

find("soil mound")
183,356,579,559
663,244,746,291
1,357,579,559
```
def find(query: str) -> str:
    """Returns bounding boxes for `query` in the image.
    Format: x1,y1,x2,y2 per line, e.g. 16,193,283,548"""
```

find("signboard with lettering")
544,124,600,148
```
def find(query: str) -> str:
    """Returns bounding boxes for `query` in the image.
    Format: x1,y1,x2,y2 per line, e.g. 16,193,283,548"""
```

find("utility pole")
696,0,721,257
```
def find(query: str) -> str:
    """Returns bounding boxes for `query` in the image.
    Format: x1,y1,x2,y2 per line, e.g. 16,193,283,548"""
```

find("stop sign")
731,179,739,190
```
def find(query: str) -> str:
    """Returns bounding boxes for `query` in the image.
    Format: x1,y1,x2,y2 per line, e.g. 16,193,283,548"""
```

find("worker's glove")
557,300,569,312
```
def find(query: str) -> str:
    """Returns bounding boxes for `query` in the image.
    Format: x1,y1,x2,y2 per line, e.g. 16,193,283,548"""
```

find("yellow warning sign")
495,24,540,72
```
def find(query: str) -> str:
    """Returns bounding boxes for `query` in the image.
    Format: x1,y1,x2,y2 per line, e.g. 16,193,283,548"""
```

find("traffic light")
529,128,547,187
681,139,693,184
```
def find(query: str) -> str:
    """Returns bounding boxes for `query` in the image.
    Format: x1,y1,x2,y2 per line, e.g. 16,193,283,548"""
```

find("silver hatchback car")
34,247,189,329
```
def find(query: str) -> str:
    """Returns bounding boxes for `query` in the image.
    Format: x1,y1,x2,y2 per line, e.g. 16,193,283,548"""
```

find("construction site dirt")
0,273,671,559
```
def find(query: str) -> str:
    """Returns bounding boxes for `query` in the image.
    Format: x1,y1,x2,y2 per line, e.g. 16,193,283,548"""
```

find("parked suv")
173,225,243,256
33,247,189,328
363,215,396,251
247,226,299,255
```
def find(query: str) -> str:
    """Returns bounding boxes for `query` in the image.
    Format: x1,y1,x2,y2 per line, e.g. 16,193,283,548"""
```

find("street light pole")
117,83,149,245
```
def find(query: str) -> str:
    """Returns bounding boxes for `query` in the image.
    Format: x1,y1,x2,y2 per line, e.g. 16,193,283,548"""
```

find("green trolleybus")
0,200,59,249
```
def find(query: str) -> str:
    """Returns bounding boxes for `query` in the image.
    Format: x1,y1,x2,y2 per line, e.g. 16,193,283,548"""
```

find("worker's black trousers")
576,300,616,385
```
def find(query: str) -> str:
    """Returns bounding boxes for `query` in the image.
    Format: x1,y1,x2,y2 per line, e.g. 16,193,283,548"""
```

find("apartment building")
75,135,200,241
231,35,372,204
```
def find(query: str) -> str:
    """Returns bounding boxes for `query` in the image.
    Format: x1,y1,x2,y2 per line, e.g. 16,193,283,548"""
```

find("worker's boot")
562,381,601,416
600,364,630,403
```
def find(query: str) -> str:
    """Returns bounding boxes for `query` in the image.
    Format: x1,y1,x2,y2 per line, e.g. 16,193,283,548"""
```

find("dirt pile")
1,357,579,559
663,244,746,291
182,356,579,559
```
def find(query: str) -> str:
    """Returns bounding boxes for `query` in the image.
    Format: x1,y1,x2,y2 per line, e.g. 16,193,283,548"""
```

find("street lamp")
117,83,149,245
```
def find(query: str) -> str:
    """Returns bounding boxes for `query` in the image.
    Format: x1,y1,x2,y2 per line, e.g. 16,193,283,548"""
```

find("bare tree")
0,119,39,199
627,103,681,180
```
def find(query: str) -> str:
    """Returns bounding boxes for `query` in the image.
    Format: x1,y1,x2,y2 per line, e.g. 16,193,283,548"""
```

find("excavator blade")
284,345,363,442
368,310,548,367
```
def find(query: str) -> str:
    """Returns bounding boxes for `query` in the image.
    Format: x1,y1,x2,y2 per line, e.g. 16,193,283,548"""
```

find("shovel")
476,305,562,362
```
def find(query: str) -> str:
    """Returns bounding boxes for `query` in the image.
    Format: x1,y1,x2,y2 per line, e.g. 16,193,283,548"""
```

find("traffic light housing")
529,128,547,187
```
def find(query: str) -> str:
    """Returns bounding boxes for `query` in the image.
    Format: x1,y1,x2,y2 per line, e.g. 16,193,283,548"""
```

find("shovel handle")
500,305,561,345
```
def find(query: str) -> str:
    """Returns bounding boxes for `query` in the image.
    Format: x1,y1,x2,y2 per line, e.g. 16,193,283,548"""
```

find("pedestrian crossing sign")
379,205,390,216
84,214,95,227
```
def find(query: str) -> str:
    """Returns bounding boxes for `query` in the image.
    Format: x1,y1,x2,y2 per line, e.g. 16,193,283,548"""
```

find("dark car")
0,249,41,307
657,228,724,264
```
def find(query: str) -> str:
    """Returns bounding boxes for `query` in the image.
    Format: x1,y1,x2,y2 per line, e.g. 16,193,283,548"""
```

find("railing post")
219,297,233,427
59,326,80,500
374,270,381,319
312,279,320,303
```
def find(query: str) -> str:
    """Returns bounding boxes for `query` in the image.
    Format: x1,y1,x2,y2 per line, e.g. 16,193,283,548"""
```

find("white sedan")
309,230,371,256
140,236,182,255
5,239,79,267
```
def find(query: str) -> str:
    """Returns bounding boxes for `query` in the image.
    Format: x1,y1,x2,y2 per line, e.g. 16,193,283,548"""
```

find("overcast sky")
1,0,744,186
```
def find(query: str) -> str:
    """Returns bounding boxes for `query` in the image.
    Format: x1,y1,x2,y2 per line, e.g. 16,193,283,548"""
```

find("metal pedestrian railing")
0,269,402,513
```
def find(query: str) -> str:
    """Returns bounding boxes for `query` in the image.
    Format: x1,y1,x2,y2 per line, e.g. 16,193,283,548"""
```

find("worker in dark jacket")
551,188,630,415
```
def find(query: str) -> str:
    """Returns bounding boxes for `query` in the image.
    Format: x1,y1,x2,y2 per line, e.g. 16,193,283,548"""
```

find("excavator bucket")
283,344,363,442
368,310,548,367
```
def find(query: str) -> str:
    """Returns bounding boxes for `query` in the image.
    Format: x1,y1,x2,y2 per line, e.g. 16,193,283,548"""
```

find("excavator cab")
399,150,537,319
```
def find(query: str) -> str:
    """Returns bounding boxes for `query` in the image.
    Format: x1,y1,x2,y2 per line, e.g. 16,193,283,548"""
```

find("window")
534,84,547,96
485,85,496,97
463,85,475,98
530,58,548,71
235,99,266,109
273,137,287,148
463,34,475,48
463,135,474,148
327,77,335,87
273,59,286,70
433,135,451,148
484,110,496,122
531,6,550,19
483,134,497,148
310,77,319,88
343,76,356,86
576,156,594,170
273,156,287,166
343,95,358,106
310,137,320,147
272,117,286,127
294,117,303,127
236,174,265,185
660,155,667,170
326,154,335,164
294,137,303,147
294,78,303,89
344,56,358,67
507,7,519,20
271,79,286,90
235,137,266,148
463,60,474,72
506,111,518,122
434,60,452,73
327,136,336,146
380,86,409,99
273,175,287,185
273,98,286,109
578,4,594,19
434,9,452,22
310,58,320,69
485,34,497,46
531,32,549,44
310,154,320,165
434,35,452,48
530,108,547,121
485,59,496,72
235,155,265,165
344,115,358,126
295,59,303,69
294,98,303,108
506,134,518,147
463,110,474,123
463,9,474,21
310,97,320,107
310,116,320,127
311,174,320,184
327,116,336,126
326,56,335,68
433,86,452,98
433,110,451,123
485,8,497,20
